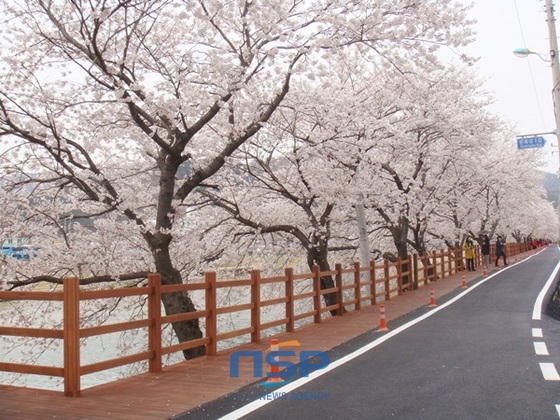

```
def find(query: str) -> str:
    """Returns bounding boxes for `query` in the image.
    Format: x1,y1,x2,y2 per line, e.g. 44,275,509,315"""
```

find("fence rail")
0,242,531,397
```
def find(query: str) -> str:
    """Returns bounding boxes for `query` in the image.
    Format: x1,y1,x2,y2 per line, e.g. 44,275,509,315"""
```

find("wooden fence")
0,242,531,397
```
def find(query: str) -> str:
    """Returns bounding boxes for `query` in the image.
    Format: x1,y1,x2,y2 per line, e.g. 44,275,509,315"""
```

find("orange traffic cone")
483,266,488,277
378,304,389,331
267,339,283,383
461,274,467,289
429,287,437,307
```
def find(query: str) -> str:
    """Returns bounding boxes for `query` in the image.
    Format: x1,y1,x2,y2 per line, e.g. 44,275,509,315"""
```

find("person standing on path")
463,238,476,271
495,236,508,267
481,234,490,268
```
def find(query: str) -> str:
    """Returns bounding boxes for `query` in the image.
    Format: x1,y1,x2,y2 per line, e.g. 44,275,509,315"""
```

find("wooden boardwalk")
0,268,489,419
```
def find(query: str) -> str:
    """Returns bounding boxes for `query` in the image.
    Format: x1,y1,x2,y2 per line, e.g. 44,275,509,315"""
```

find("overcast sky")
466,0,558,173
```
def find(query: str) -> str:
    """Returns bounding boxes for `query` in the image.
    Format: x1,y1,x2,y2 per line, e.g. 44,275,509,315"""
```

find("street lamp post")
545,0,560,176
514,0,560,241
545,0,560,242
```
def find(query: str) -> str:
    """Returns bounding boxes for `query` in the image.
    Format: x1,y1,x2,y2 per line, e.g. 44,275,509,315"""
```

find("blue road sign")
517,136,546,149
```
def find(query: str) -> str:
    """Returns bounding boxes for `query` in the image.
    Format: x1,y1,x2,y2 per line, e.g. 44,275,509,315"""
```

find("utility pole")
545,0,560,170
355,200,371,267
545,0,560,239
514,2,560,239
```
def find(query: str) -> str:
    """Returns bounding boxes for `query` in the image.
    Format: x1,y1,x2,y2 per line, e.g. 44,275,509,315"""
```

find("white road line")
555,404,560,417
532,328,543,338
219,251,553,420
218,269,511,420
540,363,560,380
533,247,560,321
534,341,549,356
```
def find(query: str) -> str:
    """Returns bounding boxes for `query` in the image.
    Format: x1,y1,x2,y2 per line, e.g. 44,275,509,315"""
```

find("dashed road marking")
534,342,549,356
532,328,543,338
540,363,560,381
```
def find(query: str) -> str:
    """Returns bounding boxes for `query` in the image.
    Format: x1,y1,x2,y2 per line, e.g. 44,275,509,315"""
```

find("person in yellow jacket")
462,238,476,271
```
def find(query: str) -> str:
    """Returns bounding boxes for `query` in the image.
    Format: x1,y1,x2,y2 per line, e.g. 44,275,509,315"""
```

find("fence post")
440,249,445,278
474,245,478,267
407,254,413,291
285,268,295,332
313,265,322,323
432,250,438,281
397,258,403,296
148,273,162,373
452,247,458,273
251,269,261,343
413,254,419,290
63,277,80,397
447,248,453,275
423,254,428,285
205,272,217,356
335,263,344,315
370,260,377,306
353,261,361,311
384,259,390,301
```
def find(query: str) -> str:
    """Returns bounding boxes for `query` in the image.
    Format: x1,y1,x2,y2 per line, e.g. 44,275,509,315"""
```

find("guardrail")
0,242,531,397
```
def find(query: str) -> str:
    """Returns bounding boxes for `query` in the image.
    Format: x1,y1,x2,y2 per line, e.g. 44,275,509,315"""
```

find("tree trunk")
419,252,437,282
395,240,410,286
152,236,205,359
410,235,437,283
307,246,338,316
391,217,410,286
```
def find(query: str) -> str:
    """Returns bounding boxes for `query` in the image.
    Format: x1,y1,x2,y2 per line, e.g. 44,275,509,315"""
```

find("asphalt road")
182,246,560,420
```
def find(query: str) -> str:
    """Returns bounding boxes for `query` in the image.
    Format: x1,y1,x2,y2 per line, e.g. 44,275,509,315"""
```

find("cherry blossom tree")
199,57,502,291
344,63,500,281
0,0,475,359
429,126,556,248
